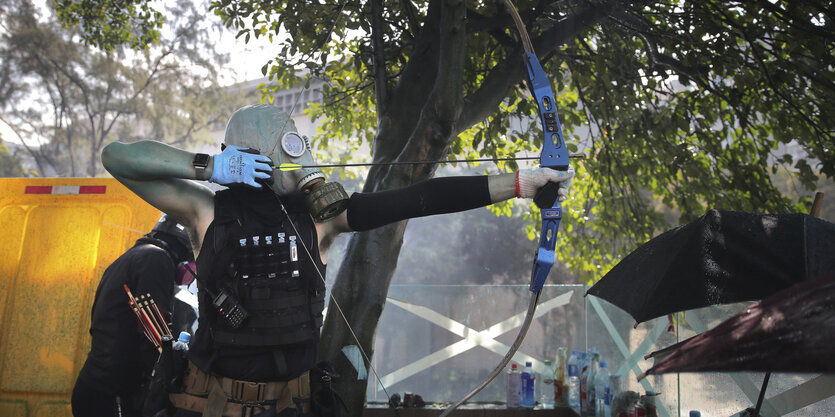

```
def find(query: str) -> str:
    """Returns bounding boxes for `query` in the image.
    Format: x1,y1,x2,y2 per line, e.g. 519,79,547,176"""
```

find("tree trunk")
318,0,468,413
316,0,609,414
318,221,408,412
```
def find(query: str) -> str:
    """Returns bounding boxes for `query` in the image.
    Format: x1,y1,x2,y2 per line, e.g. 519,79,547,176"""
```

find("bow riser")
523,52,569,171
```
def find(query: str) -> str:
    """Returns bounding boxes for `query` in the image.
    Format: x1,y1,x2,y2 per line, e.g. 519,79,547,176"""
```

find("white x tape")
377,291,574,391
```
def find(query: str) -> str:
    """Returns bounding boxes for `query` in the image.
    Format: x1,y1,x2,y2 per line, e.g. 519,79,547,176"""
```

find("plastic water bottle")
521,361,536,408
540,359,555,408
607,374,622,417
580,352,589,416
594,361,610,417
582,353,600,416
506,364,522,408
579,351,590,411
172,331,190,352
554,347,569,406
567,350,581,408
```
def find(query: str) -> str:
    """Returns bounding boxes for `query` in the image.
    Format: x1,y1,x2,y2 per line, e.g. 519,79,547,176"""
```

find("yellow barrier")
0,178,161,417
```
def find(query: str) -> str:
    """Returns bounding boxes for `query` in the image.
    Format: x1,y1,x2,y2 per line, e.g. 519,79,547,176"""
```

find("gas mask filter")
278,131,349,221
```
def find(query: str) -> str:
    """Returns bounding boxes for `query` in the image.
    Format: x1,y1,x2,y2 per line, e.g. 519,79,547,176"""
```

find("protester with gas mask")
72,215,197,417
100,104,574,417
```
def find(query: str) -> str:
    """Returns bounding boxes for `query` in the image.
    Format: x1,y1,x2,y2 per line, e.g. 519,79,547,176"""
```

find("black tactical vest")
194,188,326,350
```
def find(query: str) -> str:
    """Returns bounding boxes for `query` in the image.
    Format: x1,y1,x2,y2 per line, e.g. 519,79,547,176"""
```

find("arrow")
275,154,584,171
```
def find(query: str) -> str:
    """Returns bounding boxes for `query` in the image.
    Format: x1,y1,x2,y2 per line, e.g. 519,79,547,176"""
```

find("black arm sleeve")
346,175,492,231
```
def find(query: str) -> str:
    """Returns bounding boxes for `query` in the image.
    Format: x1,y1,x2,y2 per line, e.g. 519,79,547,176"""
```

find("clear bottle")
172,331,190,352
540,359,555,408
506,363,522,408
567,350,581,408
594,361,610,417
554,347,569,406
579,353,589,414
521,361,536,408
579,351,590,407
607,374,622,417
582,353,600,416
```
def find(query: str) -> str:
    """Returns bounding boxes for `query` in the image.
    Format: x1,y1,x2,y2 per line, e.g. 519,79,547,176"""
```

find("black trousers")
71,375,143,417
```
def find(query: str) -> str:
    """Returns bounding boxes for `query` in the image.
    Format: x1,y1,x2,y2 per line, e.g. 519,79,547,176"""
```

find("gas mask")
224,104,349,221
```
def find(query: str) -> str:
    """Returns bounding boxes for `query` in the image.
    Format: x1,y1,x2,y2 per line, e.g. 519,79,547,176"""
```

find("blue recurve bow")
439,1,571,414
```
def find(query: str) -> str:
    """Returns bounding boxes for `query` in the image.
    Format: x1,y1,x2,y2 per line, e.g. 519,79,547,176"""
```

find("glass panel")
366,285,835,416
368,284,585,403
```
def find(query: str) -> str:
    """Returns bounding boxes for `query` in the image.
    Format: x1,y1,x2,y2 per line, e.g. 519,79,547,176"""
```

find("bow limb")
440,1,570,415
438,292,541,417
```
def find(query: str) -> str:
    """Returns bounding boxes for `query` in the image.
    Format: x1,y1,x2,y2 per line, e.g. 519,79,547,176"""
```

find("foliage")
1,0,235,177
203,0,834,283
49,0,835,275
55,0,164,51
0,137,27,177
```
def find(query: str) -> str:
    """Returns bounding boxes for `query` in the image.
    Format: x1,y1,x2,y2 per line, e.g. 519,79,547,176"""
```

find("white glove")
517,166,575,202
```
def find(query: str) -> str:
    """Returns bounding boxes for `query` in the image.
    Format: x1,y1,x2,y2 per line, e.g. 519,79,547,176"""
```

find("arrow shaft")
277,155,583,171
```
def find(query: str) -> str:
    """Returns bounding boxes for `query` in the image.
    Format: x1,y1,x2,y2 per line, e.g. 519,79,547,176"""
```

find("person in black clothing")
100,104,574,417
72,215,196,417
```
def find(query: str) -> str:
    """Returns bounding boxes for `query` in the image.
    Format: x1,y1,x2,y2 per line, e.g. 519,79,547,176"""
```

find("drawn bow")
438,1,571,414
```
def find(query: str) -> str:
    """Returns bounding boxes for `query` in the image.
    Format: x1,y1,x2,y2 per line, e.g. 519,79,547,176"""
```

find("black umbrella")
586,208,835,324
642,273,835,376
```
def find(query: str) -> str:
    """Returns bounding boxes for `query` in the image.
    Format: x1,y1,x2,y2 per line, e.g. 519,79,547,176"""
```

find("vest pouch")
212,288,250,328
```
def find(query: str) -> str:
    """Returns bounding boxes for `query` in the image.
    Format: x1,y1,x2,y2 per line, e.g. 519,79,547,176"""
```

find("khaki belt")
170,362,310,417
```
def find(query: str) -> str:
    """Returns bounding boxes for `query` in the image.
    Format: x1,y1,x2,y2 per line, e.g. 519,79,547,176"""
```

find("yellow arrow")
277,163,304,171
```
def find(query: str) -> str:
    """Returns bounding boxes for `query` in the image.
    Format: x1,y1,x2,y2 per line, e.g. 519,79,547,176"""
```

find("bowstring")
274,198,400,410
256,0,401,409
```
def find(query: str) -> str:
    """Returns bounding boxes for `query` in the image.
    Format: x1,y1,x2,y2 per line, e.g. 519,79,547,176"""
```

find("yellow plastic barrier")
0,178,161,417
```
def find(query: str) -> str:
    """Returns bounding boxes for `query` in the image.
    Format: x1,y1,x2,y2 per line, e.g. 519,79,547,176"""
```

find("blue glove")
209,145,273,188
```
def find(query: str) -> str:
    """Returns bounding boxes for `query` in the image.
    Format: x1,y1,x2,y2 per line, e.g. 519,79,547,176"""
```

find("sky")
1,1,277,145
215,25,278,85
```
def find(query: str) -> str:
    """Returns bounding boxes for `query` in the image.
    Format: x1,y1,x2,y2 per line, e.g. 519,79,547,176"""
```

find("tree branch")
459,2,609,130
370,0,443,175
370,0,389,121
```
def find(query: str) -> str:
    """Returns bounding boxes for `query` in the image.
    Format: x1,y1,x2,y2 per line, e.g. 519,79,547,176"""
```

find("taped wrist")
347,176,491,232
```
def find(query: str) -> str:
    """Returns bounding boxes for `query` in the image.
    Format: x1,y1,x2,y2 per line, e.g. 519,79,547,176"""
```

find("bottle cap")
600,361,607,368
511,364,518,369
178,331,191,343
525,361,532,367
544,359,552,365
689,412,701,417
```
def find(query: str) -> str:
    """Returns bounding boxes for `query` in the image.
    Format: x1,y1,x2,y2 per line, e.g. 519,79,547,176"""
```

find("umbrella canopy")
643,274,835,376
587,209,835,323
